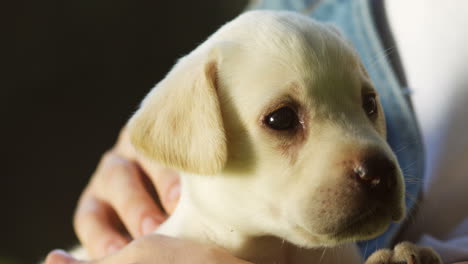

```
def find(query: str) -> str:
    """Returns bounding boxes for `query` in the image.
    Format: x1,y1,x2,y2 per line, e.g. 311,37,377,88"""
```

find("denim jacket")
250,0,424,258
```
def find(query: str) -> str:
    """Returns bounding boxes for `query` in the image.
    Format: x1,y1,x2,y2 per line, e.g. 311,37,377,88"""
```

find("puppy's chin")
327,209,394,243
286,205,404,248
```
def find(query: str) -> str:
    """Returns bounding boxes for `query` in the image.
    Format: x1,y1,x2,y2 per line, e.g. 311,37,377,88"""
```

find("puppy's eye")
363,94,377,117
265,107,299,130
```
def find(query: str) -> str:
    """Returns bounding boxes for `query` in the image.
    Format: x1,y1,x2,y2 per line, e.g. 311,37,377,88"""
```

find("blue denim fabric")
250,0,424,258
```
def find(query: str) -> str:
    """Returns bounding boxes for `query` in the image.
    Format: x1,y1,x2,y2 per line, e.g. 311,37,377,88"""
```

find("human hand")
45,234,254,264
73,128,181,258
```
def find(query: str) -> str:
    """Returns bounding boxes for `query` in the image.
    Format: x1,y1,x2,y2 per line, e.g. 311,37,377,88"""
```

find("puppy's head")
128,11,405,247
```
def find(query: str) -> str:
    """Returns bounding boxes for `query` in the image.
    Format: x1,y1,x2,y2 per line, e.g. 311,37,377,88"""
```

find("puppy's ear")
127,48,227,175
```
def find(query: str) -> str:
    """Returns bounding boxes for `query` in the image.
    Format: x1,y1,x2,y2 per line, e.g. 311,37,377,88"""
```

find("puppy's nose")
351,152,396,191
353,166,380,186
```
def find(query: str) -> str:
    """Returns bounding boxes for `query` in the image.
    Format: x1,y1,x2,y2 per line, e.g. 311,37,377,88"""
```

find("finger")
112,127,137,160
163,181,180,214
74,195,130,258
140,160,181,215
45,250,80,264
114,129,181,214
96,154,167,237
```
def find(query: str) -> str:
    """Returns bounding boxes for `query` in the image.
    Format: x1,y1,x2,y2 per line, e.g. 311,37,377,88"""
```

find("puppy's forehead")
217,11,365,117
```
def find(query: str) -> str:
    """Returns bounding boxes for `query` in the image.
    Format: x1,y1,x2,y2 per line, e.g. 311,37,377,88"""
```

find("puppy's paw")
364,242,441,264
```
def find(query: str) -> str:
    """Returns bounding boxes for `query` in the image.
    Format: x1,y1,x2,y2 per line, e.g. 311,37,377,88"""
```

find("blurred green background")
7,1,247,263
0,257,21,264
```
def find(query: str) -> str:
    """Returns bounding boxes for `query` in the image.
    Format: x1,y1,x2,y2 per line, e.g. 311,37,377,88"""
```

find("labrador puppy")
74,10,442,264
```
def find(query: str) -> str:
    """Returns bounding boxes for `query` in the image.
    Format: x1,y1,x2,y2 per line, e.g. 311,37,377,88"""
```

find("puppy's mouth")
340,207,377,231
331,204,398,241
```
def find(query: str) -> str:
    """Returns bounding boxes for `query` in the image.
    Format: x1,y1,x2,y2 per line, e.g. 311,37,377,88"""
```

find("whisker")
363,241,369,259
405,192,419,205
318,247,327,264
391,136,421,157
403,192,422,226
393,144,410,154
401,160,419,173
404,178,422,184
364,47,396,76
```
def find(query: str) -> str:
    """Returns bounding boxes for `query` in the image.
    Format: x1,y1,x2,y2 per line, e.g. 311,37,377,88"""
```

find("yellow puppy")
71,10,441,264
127,10,442,264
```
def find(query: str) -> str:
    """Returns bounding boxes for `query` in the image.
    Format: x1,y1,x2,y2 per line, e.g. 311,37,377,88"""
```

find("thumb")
163,180,181,214
150,167,181,214
136,152,181,215
45,250,80,264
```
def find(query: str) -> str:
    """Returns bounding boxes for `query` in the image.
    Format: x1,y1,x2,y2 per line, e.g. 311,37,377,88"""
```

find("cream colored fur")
126,10,407,264
69,10,411,264
125,11,404,264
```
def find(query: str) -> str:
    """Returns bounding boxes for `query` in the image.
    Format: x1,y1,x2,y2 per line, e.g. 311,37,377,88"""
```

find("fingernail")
107,243,122,255
52,249,70,256
168,184,180,202
46,249,75,264
141,216,159,235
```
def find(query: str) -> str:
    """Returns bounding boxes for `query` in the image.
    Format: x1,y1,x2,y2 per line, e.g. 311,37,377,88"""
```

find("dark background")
6,1,247,263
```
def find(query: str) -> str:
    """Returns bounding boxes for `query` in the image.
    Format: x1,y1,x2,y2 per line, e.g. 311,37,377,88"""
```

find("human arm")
45,234,254,264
